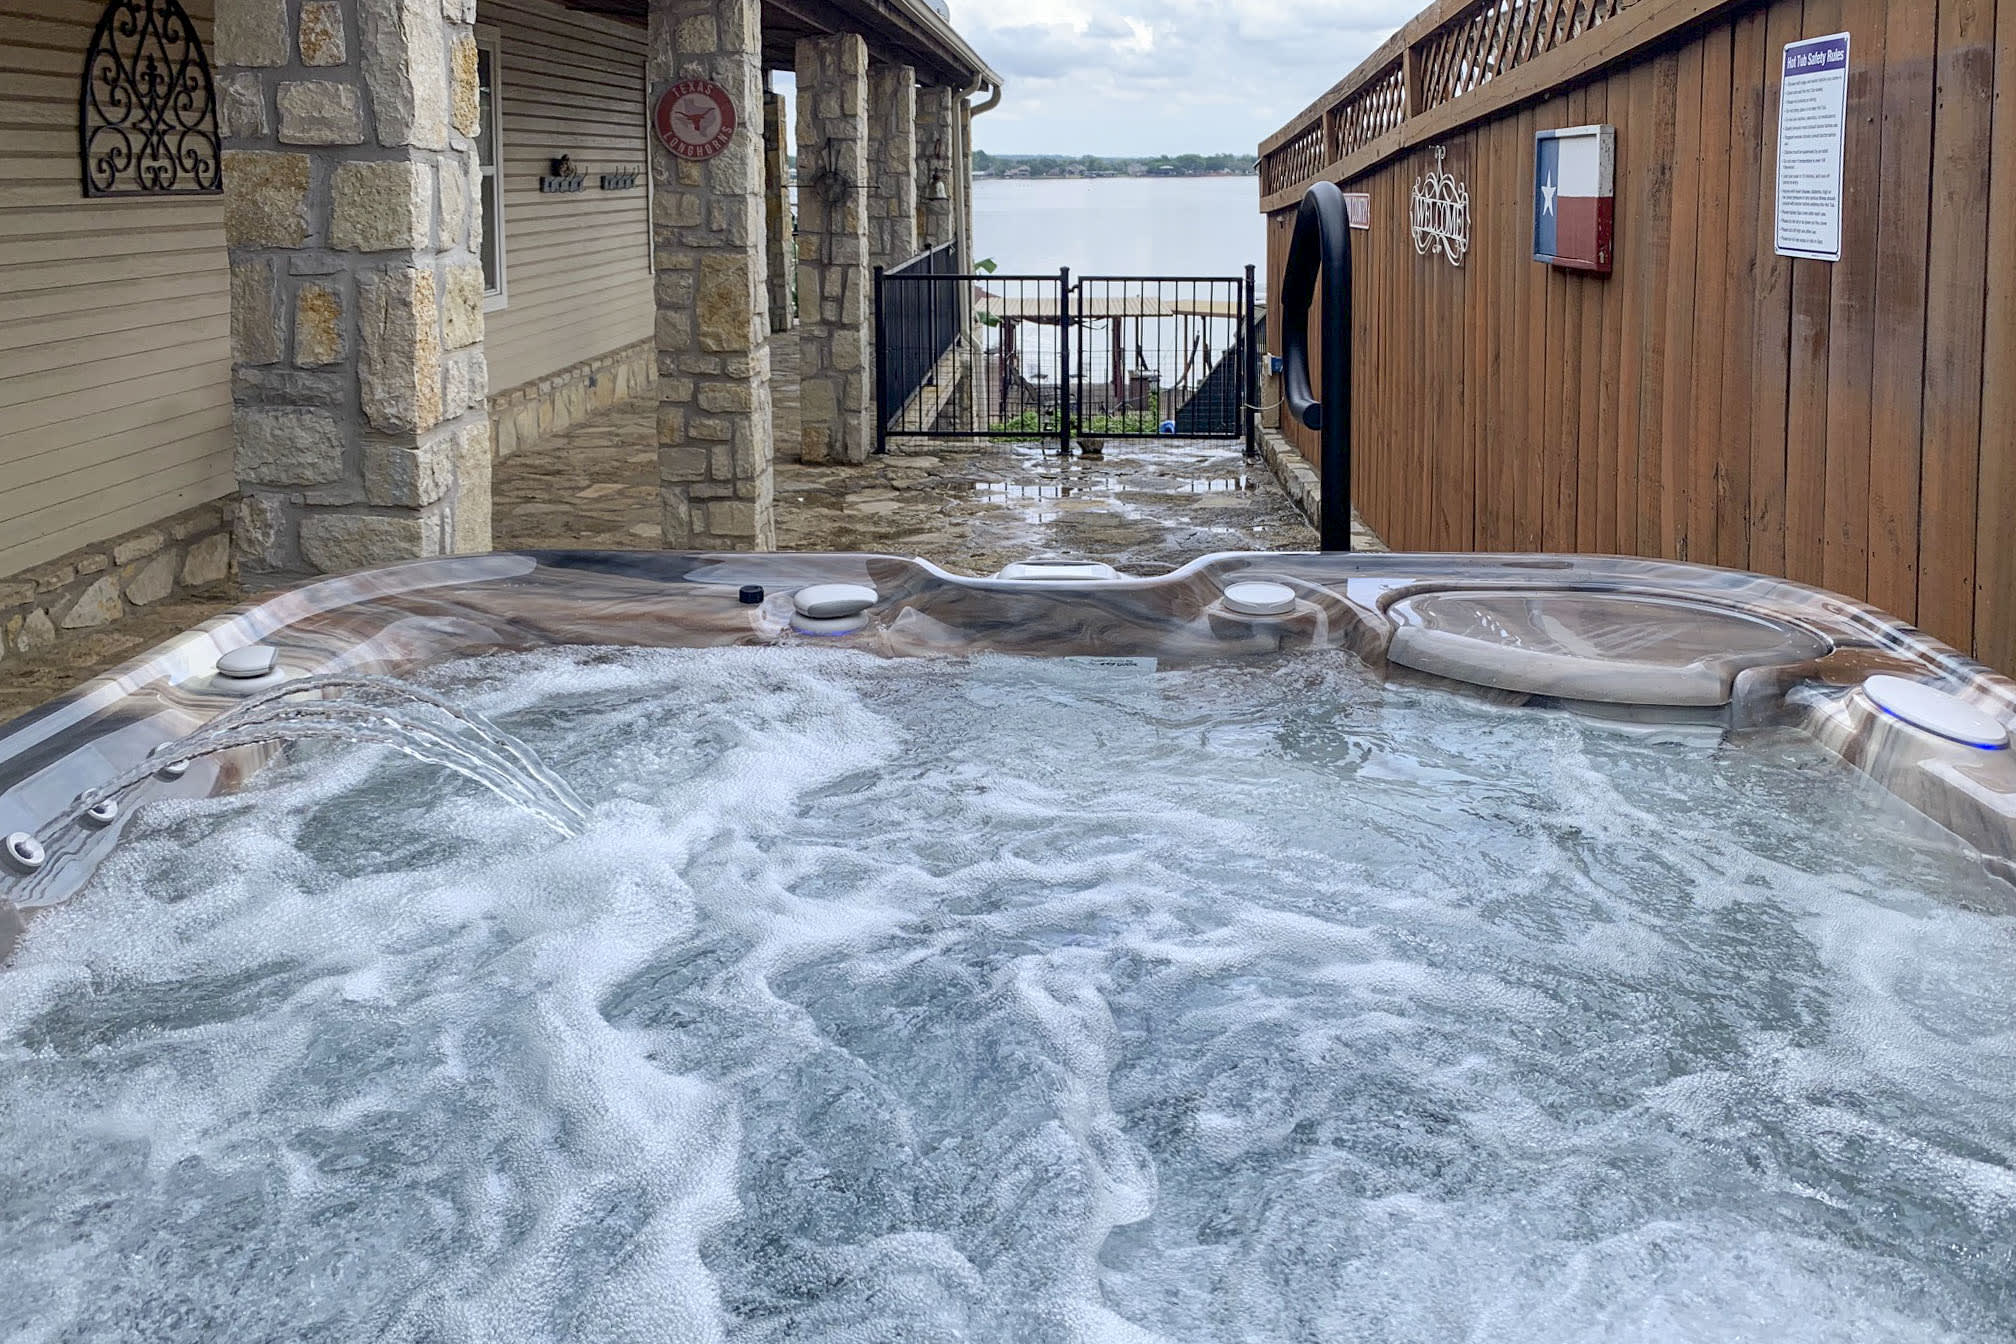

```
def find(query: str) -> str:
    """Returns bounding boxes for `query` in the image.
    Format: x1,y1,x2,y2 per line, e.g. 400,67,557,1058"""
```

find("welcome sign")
1532,124,1616,273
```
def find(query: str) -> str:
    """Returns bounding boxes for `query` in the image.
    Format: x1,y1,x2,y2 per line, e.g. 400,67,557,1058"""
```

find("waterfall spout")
64,674,591,841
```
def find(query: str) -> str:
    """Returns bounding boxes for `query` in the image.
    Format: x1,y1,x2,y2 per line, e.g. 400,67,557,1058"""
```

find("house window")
476,28,506,308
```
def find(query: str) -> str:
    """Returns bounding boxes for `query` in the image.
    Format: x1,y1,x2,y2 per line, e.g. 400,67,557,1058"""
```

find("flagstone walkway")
490,392,1339,576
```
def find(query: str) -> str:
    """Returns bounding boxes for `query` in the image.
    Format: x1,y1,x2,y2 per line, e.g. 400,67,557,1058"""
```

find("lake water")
966,177,1268,409
973,176,1266,289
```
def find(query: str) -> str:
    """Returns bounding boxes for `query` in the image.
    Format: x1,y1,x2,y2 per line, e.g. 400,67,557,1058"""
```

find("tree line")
971,152,1255,177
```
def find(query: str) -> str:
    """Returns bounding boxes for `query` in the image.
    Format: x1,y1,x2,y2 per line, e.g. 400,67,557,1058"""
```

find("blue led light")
1874,703,2010,750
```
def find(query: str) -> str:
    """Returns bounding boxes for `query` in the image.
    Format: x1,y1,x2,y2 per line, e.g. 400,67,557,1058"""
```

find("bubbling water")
50,674,592,841
2,646,2013,1343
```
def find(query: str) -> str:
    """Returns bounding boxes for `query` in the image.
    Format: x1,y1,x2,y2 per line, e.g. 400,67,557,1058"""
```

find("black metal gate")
873,259,1257,456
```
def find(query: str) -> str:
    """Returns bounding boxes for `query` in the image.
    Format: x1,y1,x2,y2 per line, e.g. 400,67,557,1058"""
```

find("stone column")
915,84,955,253
865,62,916,270
794,33,871,465
952,90,979,425
217,0,490,579
762,86,793,333
957,94,975,276
648,0,775,549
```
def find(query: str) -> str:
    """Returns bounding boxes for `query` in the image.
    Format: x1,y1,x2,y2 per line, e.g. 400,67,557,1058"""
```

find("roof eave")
885,0,1000,87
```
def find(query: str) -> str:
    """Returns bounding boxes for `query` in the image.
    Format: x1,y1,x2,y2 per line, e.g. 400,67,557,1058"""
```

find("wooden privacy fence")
1258,0,2016,672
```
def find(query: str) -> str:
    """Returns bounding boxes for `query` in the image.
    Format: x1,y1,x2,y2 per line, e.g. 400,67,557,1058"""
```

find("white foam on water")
3,645,2015,1342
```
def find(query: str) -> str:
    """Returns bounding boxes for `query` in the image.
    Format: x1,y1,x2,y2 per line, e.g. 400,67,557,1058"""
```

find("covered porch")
1,0,997,673
213,0,998,574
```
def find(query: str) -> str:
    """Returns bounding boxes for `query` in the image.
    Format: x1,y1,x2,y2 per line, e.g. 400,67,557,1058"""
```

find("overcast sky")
951,0,1418,157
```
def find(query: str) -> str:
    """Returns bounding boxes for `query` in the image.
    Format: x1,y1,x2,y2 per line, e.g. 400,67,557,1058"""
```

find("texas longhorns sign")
654,80,737,161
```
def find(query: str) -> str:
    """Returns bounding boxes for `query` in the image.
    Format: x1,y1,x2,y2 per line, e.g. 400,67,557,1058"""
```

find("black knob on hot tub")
738,585,764,605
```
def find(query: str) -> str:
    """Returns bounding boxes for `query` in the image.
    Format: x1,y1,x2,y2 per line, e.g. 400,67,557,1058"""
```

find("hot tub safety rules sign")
1774,33,1851,262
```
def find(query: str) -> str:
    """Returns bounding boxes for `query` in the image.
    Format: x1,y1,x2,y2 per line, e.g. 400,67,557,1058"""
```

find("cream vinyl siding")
0,0,235,580
483,0,653,393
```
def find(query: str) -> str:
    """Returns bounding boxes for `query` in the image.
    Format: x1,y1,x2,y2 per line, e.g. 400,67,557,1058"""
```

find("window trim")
475,24,507,312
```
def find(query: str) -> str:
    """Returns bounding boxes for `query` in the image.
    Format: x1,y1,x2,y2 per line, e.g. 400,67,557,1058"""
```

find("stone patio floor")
2,369,1379,726
490,393,1343,576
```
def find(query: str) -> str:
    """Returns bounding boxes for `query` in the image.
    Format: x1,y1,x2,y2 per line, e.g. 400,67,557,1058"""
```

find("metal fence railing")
872,242,962,436
873,263,1258,456
1071,273,1254,441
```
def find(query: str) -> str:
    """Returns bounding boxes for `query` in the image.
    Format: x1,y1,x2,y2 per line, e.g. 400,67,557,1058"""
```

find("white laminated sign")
1774,32,1851,262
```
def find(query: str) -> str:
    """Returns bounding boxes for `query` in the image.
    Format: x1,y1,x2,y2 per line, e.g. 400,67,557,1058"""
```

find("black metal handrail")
1279,180,1354,551
873,240,962,449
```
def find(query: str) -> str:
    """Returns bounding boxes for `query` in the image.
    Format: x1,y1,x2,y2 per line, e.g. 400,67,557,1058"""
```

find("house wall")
0,0,656,666
1261,0,2016,671
0,0,236,582
481,0,653,402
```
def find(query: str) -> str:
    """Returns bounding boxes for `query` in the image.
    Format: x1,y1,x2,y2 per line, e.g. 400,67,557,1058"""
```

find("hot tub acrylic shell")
3,548,2015,940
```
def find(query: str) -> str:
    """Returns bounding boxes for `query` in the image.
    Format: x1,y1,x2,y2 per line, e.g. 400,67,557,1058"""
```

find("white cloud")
951,0,1416,156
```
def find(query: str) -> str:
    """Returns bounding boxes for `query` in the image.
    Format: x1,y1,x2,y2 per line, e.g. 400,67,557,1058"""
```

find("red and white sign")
654,80,737,161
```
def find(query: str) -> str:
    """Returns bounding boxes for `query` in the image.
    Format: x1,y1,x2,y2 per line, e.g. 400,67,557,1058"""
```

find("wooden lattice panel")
1327,60,1407,158
1414,0,1620,110
1264,121,1325,196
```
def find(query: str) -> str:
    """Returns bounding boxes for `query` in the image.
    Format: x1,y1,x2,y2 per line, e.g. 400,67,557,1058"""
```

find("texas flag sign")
1533,124,1616,273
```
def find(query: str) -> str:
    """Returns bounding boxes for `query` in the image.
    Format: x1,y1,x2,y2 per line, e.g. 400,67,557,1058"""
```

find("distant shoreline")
971,153,1256,181
975,171,1256,181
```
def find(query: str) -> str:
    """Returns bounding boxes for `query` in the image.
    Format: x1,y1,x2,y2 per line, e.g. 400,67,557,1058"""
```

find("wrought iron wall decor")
810,140,855,207
1409,145,1469,267
78,0,222,197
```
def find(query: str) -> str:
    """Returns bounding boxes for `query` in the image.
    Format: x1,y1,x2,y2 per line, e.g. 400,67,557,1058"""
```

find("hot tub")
2,550,2013,1341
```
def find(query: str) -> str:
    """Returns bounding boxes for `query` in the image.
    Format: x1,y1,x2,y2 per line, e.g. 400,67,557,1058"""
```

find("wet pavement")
3,373,1376,725
780,437,1322,576
490,393,1329,575
488,324,1349,573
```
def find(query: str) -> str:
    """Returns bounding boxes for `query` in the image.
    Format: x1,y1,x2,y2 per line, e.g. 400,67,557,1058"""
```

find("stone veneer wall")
956,96,973,277
0,502,236,667
794,33,871,465
865,62,917,271
217,0,492,578
647,0,776,549
762,89,794,334
915,85,955,253
490,338,656,461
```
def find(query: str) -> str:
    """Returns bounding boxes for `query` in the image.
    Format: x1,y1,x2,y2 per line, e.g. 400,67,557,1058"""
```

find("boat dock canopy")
975,294,1246,321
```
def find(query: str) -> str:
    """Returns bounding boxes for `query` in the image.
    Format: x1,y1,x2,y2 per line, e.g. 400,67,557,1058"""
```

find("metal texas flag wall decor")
1533,124,1615,273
